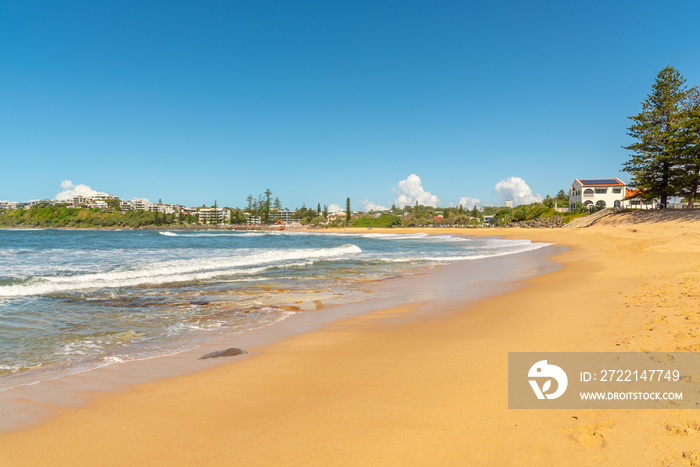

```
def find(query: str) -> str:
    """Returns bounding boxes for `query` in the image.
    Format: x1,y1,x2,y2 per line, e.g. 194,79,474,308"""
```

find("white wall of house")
569,178,663,210
569,179,626,210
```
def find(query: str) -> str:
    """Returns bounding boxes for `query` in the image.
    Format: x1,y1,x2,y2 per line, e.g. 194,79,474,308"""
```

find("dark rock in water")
199,348,248,360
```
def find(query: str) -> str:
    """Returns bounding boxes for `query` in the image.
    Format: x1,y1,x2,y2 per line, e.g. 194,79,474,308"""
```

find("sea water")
0,229,546,390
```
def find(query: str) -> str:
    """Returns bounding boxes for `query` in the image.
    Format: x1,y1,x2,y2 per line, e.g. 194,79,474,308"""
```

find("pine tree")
246,194,254,213
672,86,700,208
262,189,272,224
623,66,689,207
345,197,351,223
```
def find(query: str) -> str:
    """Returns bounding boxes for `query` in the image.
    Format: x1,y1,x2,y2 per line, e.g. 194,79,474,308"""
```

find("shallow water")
0,229,547,390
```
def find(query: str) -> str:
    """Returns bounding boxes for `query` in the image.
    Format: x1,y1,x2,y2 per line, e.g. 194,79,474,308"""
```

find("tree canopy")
623,66,699,207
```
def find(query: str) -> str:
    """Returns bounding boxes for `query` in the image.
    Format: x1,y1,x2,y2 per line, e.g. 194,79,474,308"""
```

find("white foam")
366,240,550,263
310,232,431,240
0,244,363,297
160,232,267,237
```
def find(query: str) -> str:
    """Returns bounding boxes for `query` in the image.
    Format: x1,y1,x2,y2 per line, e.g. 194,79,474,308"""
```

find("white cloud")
361,199,388,212
392,174,440,207
458,196,482,209
55,180,99,201
494,176,542,206
327,203,343,213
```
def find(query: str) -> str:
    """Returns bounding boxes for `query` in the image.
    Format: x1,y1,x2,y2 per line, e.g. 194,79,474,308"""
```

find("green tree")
555,189,569,207
263,189,272,223
345,197,351,223
246,194,254,214
623,66,689,207
672,86,700,208
105,198,121,210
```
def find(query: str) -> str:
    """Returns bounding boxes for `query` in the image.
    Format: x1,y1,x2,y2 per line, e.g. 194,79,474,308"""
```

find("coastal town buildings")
244,213,262,225
270,209,294,223
0,201,20,210
131,198,151,211
326,211,347,222
195,207,231,224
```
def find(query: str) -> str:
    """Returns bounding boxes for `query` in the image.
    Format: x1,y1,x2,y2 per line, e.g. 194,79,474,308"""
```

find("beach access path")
0,211,699,466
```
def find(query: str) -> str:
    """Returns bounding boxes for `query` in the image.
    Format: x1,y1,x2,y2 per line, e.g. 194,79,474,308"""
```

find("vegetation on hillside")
0,205,172,228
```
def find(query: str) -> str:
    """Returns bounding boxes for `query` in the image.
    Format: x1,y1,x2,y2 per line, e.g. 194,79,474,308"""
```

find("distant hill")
0,206,169,228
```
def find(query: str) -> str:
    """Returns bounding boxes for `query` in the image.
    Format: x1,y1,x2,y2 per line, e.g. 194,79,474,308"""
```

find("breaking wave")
0,244,362,297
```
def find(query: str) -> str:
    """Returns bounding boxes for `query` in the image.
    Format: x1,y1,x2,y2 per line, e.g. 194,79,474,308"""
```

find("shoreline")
0,232,557,434
1,216,699,464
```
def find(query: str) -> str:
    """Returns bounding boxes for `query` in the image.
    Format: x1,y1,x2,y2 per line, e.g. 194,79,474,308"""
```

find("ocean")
0,229,547,391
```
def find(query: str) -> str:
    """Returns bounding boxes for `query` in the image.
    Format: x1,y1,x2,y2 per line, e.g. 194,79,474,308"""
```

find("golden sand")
1,211,699,466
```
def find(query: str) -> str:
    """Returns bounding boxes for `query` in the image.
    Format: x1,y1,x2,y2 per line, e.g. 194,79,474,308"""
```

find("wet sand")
1,211,699,465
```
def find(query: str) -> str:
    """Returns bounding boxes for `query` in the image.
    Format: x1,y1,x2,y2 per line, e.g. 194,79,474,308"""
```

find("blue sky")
1,1,699,209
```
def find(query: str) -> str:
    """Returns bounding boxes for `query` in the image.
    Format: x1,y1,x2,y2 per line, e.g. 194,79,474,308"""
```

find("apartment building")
270,209,294,222
197,207,231,224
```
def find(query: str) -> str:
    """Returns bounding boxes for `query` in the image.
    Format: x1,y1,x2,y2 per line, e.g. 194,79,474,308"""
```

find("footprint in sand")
565,423,611,448
651,354,675,363
665,420,700,437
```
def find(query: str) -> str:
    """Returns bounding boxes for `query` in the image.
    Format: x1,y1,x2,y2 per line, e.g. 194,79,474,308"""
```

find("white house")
326,211,347,223
569,178,661,210
622,188,657,210
569,178,626,210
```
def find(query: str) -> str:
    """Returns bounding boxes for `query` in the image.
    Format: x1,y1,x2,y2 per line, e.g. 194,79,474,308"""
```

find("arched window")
583,188,594,197
596,200,606,208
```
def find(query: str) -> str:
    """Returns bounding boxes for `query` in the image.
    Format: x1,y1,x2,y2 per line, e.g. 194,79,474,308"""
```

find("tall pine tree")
263,189,272,224
623,66,688,207
672,86,700,208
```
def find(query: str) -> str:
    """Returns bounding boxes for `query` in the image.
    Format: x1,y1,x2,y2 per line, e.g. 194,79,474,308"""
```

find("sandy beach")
1,211,699,466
